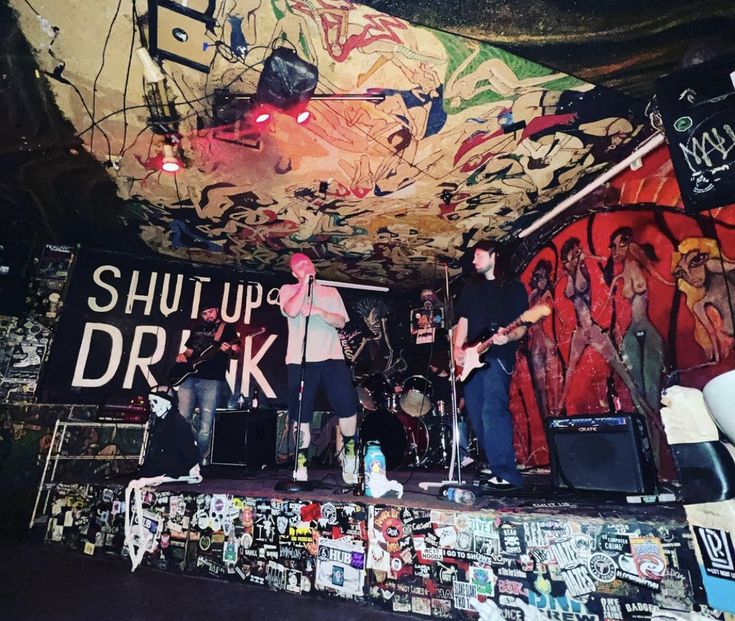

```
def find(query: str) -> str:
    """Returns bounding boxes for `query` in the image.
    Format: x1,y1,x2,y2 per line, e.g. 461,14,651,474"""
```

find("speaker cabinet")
211,409,276,467
546,414,657,494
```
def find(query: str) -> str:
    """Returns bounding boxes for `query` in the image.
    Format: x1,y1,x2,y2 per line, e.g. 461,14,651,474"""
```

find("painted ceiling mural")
10,0,648,286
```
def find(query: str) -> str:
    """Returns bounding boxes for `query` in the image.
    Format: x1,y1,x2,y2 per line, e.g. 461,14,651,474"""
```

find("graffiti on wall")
510,194,735,472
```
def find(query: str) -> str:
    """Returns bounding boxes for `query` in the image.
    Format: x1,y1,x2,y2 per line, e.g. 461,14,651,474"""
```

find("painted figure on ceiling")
443,40,565,111
557,237,654,418
672,237,735,363
525,259,562,418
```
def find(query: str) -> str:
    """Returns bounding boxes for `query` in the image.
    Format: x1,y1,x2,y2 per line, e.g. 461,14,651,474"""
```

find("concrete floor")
0,535,414,621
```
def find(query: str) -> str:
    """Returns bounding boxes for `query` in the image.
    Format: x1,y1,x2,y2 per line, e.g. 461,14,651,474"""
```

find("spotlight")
161,136,183,173
254,108,272,124
161,144,182,172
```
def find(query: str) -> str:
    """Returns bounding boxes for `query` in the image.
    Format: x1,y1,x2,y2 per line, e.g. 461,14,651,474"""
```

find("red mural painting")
511,148,735,475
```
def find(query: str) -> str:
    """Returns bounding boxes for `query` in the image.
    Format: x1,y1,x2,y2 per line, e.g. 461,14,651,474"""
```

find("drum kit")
357,373,460,470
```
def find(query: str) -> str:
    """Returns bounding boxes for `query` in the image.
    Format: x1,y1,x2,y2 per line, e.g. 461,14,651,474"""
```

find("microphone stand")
419,263,466,494
276,276,315,492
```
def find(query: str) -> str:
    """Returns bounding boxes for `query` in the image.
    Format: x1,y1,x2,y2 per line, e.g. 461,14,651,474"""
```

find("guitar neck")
474,317,526,354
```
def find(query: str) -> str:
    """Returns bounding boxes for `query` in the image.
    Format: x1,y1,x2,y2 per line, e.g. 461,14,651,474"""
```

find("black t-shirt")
455,278,529,367
184,320,240,380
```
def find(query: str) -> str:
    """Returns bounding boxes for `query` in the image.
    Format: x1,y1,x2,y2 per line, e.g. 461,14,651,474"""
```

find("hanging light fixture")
160,135,183,173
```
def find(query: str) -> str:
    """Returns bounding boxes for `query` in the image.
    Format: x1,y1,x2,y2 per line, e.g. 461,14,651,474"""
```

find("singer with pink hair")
279,253,359,484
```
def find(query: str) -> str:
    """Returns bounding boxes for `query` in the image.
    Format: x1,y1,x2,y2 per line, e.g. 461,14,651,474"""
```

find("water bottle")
364,441,386,498
251,387,260,410
445,487,476,506
236,393,246,410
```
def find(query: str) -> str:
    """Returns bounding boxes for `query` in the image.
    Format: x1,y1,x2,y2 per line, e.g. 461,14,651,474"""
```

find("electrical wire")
90,0,123,153
118,1,139,156
23,0,40,15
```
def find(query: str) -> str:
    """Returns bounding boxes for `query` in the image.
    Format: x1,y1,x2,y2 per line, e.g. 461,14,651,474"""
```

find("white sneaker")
341,455,357,485
295,465,308,482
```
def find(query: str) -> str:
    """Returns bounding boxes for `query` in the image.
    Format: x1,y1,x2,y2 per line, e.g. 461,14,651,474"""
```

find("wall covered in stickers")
44,482,717,619
508,147,735,476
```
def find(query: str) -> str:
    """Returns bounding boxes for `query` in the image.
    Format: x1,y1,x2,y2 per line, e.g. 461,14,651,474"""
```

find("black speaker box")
211,408,276,467
546,413,657,494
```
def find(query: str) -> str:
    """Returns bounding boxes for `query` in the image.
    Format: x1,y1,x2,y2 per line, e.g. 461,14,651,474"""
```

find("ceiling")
2,0,729,289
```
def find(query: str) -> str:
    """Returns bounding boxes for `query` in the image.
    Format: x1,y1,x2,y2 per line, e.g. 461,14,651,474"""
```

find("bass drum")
360,409,429,469
399,375,433,417
356,373,392,411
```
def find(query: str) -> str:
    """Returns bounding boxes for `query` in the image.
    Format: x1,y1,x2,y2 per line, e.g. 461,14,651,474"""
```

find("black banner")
41,248,289,405
656,55,735,214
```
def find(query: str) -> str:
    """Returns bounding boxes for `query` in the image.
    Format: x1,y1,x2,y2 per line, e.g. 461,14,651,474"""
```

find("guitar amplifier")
210,408,277,467
546,413,657,494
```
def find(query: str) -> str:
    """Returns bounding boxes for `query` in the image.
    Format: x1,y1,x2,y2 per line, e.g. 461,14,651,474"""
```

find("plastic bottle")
445,487,476,506
251,387,260,410
364,441,386,498
236,393,246,410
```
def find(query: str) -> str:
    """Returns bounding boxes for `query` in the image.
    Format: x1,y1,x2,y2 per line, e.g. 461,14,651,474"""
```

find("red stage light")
254,111,271,124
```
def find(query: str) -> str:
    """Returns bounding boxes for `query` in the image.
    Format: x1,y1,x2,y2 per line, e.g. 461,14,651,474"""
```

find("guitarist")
175,297,241,466
452,240,528,492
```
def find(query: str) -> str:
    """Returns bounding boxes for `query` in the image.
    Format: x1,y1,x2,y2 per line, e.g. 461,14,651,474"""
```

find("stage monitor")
656,55,735,214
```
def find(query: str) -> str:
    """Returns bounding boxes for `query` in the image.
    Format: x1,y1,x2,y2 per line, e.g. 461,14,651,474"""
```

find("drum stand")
419,263,466,492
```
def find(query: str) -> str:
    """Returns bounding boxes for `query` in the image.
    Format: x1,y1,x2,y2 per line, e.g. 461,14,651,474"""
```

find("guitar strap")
213,319,227,344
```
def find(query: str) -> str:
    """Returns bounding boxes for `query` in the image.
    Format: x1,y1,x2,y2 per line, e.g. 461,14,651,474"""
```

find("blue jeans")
177,377,227,461
463,358,521,486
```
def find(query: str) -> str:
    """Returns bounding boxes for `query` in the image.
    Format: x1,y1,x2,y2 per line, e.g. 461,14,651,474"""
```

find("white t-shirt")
279,283,349,364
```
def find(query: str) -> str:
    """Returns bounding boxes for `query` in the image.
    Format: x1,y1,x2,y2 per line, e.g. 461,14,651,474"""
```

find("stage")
40,465,715,620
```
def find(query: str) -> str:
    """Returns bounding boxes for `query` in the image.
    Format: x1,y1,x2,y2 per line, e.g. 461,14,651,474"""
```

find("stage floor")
186,464,686,521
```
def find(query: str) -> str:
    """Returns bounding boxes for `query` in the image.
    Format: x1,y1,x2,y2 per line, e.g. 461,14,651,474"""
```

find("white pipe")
518,132,666,239
316,278,389,292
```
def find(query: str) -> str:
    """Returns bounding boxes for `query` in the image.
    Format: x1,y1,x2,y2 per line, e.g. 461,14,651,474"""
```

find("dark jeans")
286,360,358,423
462,357,522,486
178,377,228,461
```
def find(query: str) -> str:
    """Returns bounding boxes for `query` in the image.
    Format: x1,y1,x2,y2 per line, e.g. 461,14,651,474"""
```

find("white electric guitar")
455,303,552,383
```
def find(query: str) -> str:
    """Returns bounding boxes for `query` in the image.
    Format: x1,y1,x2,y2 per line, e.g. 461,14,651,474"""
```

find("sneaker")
481,476,518,493
341,455,357,485
295,465,308,482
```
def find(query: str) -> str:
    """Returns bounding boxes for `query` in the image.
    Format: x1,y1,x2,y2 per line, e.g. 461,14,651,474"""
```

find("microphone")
307,274,314,297
436,254,461,268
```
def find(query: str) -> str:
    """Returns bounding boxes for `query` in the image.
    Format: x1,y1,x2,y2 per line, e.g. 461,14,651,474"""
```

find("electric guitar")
455,303,552,383
167,327,265,387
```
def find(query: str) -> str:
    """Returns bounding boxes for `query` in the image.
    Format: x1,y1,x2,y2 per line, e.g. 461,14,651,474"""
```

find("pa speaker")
256,47,318,110
546,413,657,494
211,409,276,467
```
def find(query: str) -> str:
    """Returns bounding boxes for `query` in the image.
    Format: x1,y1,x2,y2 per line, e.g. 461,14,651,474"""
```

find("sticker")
83,541,95,555
452,579,477,611
587,552,617,583
315,538,366,596
630,536,667,580
469,565,495,596
199,534,212,552
694,526,735,581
